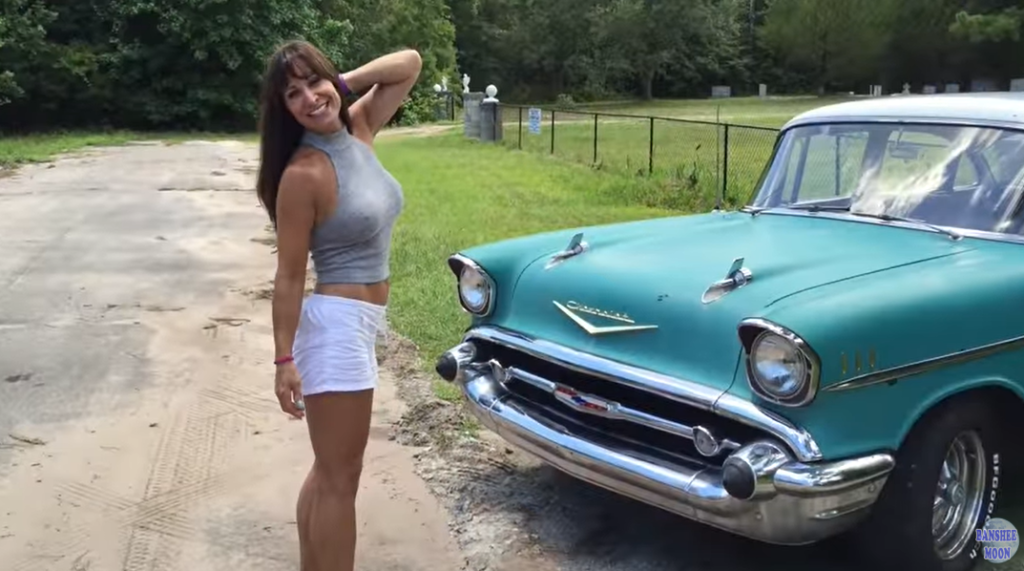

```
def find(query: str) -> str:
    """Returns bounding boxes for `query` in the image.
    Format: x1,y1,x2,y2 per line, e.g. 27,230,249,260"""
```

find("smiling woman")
253,39,421,571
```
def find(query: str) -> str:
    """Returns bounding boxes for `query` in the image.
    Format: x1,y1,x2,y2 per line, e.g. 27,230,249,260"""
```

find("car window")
778,130,869,202
751,122,1024,235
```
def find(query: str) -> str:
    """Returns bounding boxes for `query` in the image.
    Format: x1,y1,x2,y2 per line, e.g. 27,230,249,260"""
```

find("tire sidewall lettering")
968,450,1000,561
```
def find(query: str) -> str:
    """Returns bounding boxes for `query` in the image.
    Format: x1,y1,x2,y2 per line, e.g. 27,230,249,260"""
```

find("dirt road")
0,140,470,571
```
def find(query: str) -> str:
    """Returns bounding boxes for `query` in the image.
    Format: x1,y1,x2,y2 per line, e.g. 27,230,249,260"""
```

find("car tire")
854,393,1006,571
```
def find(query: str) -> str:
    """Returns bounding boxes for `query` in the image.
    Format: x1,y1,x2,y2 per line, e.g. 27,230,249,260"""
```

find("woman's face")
283,69,342,133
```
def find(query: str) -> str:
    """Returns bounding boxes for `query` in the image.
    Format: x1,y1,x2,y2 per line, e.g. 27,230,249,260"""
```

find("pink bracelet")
274,355,294,366
337,74,351,96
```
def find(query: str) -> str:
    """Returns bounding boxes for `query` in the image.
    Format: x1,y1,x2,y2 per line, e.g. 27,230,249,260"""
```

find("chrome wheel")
932,430,986,560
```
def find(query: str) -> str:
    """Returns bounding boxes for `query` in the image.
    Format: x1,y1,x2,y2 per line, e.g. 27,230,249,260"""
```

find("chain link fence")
497,104,780,210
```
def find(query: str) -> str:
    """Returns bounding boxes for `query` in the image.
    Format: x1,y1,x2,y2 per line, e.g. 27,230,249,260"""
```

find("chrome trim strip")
447,253,496,317
501,363,741,456
825,331,1024,392
781,116,1024,133
457,364,894,545
462,325,824,462
737,318,822,407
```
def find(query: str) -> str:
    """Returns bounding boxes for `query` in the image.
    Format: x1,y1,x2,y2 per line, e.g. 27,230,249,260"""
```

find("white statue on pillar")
462,73,471,93
441,77,448,92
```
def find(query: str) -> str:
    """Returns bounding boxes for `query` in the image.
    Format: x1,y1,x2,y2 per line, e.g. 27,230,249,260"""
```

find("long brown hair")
255,40,353,227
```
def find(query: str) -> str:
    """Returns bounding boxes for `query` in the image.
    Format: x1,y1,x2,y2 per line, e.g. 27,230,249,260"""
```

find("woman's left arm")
342,49,423,138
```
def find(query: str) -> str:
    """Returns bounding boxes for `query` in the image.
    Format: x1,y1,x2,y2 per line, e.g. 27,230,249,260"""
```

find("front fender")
732,238,1024,460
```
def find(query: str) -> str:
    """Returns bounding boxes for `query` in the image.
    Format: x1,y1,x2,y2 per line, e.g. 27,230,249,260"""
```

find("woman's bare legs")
296,389,375,571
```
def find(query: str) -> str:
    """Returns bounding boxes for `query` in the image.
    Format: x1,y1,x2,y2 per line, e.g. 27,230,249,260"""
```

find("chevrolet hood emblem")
553,301,658,335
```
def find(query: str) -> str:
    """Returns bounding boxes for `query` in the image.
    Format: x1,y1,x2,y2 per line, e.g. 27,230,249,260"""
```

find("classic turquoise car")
434,92,1024,570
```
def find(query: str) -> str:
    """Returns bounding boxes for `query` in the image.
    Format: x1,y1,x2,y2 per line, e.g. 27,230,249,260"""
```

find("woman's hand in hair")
343,49,423,138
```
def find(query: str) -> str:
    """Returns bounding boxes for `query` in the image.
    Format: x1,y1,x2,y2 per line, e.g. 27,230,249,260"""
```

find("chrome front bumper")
442,352,897,546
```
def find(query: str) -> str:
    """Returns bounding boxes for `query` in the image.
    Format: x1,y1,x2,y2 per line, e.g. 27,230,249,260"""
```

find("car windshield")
748,122,1024,235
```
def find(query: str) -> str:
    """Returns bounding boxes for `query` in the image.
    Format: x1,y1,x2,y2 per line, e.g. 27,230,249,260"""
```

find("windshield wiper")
787,203,963,240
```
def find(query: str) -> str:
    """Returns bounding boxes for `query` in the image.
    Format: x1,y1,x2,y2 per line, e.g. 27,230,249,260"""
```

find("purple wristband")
337,74,351,96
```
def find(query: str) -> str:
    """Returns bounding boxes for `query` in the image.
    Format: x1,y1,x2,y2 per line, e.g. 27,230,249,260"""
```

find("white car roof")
783,91,1024,131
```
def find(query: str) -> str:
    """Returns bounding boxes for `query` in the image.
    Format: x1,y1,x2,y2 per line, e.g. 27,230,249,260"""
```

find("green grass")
375,130,685,400
489,96,854,208
497,105,779,209
0,130,256,169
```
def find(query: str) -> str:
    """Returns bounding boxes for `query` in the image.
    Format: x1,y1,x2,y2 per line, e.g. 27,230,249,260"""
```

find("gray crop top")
300,127,404,285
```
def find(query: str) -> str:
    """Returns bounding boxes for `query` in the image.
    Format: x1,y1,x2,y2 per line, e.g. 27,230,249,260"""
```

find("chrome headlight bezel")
737,318,821,407
447,254,495,316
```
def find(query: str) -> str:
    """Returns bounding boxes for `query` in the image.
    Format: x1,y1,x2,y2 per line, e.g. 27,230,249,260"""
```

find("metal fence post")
648,117,654,175
550,110,556,154
593,114,598,164
516,105,524,150
722,124,730,204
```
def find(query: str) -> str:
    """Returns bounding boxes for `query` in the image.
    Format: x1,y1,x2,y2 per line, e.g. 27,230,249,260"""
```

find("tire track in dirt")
120,387,251,571
7,373,267,571
11,474,236,571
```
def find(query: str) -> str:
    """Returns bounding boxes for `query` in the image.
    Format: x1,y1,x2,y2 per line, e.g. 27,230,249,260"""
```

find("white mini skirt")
292,293,388,396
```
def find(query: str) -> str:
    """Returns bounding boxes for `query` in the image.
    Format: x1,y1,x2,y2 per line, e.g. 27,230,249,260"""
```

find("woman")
254,39,422,571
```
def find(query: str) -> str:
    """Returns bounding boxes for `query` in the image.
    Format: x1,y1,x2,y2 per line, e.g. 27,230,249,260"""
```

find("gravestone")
463,92,485,139
711,85,731,98
923,85,936,95
869,85,883,97
946,83,960,93
902,83,911,95
528,107,542,135
1011,78,1024,92
971,78,999,92
758,84,767,98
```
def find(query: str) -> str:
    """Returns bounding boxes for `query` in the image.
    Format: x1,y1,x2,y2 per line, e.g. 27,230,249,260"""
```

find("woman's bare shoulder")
281,147,335,194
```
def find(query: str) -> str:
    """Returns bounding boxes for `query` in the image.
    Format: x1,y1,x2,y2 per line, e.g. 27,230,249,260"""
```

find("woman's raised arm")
342,49,423,138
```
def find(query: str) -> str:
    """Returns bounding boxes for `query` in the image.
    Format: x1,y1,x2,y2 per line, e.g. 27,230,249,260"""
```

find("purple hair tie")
337,74,351,96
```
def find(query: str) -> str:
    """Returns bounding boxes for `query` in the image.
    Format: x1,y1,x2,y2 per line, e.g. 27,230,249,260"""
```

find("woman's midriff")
313,280,390,307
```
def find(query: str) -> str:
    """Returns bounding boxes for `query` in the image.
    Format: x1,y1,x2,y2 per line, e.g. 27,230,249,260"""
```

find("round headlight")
749,332,808,400
458,264,492,314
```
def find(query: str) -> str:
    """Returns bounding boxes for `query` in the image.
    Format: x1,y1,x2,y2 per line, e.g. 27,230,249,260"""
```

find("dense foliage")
1,0,1023,131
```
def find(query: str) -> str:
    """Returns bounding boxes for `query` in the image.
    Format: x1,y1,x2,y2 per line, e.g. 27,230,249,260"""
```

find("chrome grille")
472,338,772,467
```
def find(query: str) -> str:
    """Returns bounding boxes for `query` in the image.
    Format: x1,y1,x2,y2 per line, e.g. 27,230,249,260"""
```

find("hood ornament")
545,232,588,270
702,257,754,304
554,300,658,335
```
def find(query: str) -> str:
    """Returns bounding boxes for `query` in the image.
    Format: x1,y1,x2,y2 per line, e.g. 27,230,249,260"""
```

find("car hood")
501,211,974,393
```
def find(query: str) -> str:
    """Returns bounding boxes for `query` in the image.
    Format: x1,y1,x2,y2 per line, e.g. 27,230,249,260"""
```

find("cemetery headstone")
945,83,960,93
528,108,542,135
923,85,936,95
971,78,998,92
463,92,484,139
1011,78,1024,92
758,84,767,98
711,85,731,98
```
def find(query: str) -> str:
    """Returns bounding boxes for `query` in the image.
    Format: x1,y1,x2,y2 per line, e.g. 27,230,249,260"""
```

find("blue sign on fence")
528,107,542,135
